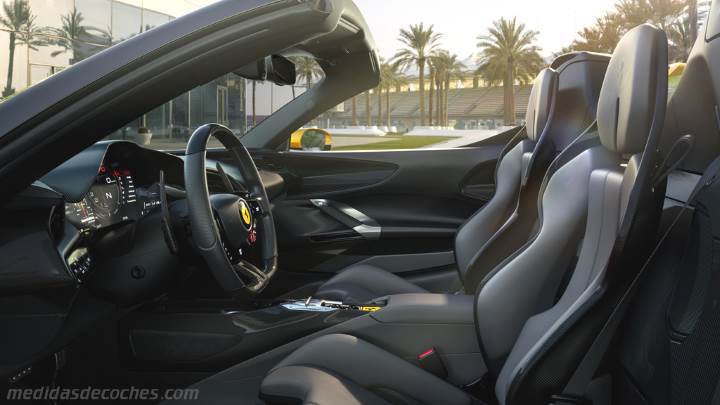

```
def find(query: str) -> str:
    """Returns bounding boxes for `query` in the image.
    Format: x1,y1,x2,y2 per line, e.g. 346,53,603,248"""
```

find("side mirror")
290,129,332,151
234,55,296,86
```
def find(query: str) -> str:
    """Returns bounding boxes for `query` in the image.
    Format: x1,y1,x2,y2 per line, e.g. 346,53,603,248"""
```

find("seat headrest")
525,68,558,141
597,24,668,155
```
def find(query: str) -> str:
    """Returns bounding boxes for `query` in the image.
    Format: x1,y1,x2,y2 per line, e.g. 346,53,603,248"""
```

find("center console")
125,294,484,386
124,297,383,371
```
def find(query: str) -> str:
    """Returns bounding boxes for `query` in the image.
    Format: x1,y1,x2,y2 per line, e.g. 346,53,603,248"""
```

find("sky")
353,0,619,59
144,0,621,59
118,0,222,18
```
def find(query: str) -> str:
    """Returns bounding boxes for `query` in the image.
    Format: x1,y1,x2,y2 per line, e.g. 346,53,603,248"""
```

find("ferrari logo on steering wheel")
241,202,252,226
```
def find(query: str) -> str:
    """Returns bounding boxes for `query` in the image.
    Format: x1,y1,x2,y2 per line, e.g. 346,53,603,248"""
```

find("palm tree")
477,17,544,126
564,12,623,54
429,52,444,126
90,25,112,47
289,56,322,124
438,53,465,126
364,90,371,126
431,51,448,126
668,15,693,62
378,62,391,127
563,0,696,59
375,60,390,126
435,66,443,126
293,56,323,91
393,23,441,127
351,96,358,126
19,12,46,88
428,60,435,125
382,64,406,128
51,7,89,63
376,86,383,126
666,0,705,61
614,0,685,32
1,0,45,97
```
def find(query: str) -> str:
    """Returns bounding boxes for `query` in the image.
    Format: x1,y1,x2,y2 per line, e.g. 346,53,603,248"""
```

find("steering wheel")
184,124,277,293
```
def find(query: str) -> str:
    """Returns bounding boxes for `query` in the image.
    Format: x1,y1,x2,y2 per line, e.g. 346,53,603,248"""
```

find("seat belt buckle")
417,347,448,379
549,394,592,405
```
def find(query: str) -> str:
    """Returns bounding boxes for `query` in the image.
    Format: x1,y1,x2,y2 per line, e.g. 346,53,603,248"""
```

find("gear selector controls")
281,297,384,313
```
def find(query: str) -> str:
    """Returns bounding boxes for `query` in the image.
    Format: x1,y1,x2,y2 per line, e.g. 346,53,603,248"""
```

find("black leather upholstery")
454,137,538,290
475,134,618,375
173,26,667,405
492,25,668,405
525,68,558,142
461,55,609,292
314,69,560,304
312,55,611,303
597,26,661,155
260,334,475,405
314,264,427,304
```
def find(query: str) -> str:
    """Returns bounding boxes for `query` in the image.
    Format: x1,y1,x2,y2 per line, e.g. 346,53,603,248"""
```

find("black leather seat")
313,55,610,304
261,334,475,405
258,25,668,405
170,25,668,405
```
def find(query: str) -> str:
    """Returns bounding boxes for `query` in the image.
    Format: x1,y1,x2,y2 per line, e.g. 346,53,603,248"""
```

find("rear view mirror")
266,55,297,86
234,55,296,86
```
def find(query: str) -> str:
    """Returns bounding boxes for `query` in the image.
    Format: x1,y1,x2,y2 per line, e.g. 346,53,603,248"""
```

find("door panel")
252,145,504,286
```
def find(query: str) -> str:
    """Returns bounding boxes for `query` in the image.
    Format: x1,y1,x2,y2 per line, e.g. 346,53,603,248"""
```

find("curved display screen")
65,162,161,230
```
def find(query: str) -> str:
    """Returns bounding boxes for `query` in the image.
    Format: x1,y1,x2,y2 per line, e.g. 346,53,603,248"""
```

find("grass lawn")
334,136,458,151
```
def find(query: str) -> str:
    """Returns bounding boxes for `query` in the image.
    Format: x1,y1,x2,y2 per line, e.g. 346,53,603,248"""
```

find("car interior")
1,0,720,404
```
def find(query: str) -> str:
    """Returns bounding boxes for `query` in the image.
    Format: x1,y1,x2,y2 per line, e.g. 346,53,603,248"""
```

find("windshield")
0,0,706,152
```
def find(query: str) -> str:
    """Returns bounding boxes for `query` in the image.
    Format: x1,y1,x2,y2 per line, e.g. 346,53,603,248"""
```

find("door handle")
310,199,381,239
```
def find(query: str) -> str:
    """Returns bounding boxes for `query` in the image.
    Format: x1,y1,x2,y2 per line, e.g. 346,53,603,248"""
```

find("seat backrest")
613,4,720,403
453,68,557,291
471,24,668,405
455,54,609,292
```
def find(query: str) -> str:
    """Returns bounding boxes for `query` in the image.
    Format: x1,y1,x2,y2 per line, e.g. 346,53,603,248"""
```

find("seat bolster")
315,265,427,304
261,334,474,405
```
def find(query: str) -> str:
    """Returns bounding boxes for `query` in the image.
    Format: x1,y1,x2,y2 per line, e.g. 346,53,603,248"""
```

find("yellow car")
668,62,685,97
290,128,332,151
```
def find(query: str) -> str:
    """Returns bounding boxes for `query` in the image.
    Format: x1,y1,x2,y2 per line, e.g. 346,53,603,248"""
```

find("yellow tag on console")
358,306,382,312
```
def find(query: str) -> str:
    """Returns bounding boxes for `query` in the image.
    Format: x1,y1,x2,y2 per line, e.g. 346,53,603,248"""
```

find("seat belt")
552,149,720,405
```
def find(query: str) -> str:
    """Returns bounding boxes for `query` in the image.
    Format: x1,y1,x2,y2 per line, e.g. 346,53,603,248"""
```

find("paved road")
331,135,396,148
425,131,502,148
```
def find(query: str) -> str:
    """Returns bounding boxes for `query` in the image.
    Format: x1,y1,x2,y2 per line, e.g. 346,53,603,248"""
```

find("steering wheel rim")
184,123,277,293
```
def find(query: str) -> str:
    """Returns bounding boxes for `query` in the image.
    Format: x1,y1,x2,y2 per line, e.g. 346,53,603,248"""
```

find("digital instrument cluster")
64,163,161,230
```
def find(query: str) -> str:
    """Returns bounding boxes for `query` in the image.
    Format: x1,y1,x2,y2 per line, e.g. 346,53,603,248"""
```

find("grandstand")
330,85,532,131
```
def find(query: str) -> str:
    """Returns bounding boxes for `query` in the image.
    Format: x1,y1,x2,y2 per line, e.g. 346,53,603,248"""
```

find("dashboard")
6,140,287,288
0,140,287,380
64,163,161,231
38,141,188,235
